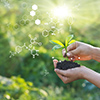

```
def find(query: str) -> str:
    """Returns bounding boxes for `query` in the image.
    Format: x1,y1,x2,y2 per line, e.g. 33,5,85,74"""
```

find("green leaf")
65,35,74,46
50,40,64,47
65,39,68,47
52,45,62,51
69,39,76,45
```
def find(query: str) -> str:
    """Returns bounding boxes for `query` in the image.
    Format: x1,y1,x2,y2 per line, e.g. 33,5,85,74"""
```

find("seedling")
50,35,80,70
50,35,76,57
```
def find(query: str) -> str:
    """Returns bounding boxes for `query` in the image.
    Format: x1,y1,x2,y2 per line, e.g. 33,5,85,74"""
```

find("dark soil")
56,60,80,70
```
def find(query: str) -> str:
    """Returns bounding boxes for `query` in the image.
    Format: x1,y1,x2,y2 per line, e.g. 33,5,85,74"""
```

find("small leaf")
52,45,62,51
69,39,76,45
65,39,68,47
65,35,73,47
50,40,64,47
66,35,74,43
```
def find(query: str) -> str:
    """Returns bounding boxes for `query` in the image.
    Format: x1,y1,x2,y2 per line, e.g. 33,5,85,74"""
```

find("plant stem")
64,47,67,57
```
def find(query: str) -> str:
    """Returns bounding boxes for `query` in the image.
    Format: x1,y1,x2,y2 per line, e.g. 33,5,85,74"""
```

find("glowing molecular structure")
43,70,49,77
41,12,64,37
3,1,10,9
30,4,38,17
9,34,42,58
30,47,39,58
68,16,74,32
35,19,41,25
42,30,49,37
9,51,16,58
29,34,42,46
45,3,80,32
30,11,36,16
32,4,38,10
30,4,41,26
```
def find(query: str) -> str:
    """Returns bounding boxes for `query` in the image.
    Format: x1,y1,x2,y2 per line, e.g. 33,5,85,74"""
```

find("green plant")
50,35,76,55
0,76,48,100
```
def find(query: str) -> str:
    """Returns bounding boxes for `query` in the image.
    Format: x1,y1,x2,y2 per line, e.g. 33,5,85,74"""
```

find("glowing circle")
35,19,41,25
30,11,36,16
53,6,70,18
52,57,54,59
78,57,80,60
32,4,38,10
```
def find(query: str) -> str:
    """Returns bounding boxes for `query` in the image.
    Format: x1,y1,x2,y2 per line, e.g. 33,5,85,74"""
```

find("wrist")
91,47,100,62
80,66,89,79
89,46,95,59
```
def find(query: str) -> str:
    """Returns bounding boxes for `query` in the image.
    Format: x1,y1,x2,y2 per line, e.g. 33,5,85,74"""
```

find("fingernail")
67,47,69,52
54,69,56,72
63,53,67,57
63,51,66,53
70,58,73,61
67,53,70,56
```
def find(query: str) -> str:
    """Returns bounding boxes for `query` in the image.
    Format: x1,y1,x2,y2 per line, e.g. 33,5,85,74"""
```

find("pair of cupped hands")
53,41,94,84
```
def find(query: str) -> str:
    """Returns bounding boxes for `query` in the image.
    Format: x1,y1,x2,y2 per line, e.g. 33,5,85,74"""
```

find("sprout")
50,35,76,56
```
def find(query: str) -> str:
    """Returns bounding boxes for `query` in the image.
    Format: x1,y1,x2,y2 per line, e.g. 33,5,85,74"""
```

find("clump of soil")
56,60,80,70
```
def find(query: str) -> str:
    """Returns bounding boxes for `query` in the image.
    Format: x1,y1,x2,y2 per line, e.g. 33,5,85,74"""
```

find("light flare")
53,6,71,18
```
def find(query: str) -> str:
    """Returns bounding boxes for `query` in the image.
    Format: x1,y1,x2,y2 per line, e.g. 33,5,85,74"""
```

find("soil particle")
56,60,80,70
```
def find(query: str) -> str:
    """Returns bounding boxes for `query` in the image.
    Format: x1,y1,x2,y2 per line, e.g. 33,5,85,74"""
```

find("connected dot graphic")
68,16,74,32
35,19,41,25
32,4,38,10
9,34,42,59
30,4,41,26
1,0,11,9
30,4,38,17
43,70,49,77
9,3,80,60
30,11,36,16
42,30,49,37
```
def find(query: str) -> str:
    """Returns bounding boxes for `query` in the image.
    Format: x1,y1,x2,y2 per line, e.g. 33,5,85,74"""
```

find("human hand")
62,41,94,61
53,59,86,84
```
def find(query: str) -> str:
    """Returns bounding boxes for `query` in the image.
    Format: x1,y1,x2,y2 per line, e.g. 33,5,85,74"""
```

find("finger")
55,69,71,76
68,57,75,61
54,71,68,83
55,72,65,80
55,70,63,80
68,55,82,61
67,41,78,52
53,59,63,80
62,49,66,57
68,55,80,61
53,59,58,68
67,48,79,58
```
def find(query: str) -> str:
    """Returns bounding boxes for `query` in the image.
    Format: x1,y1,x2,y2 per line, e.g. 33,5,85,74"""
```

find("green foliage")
50,35,76,53
0,76,48,100
0,0,100,100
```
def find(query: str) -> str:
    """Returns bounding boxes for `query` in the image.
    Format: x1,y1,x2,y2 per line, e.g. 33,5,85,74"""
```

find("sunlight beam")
53,6,71,19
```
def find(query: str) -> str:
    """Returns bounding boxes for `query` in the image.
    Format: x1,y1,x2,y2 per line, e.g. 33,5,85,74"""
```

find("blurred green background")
0,0,100,100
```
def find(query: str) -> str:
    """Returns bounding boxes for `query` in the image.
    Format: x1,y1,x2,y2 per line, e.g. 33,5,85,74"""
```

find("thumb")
67,48,79,57
53,59,58,68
